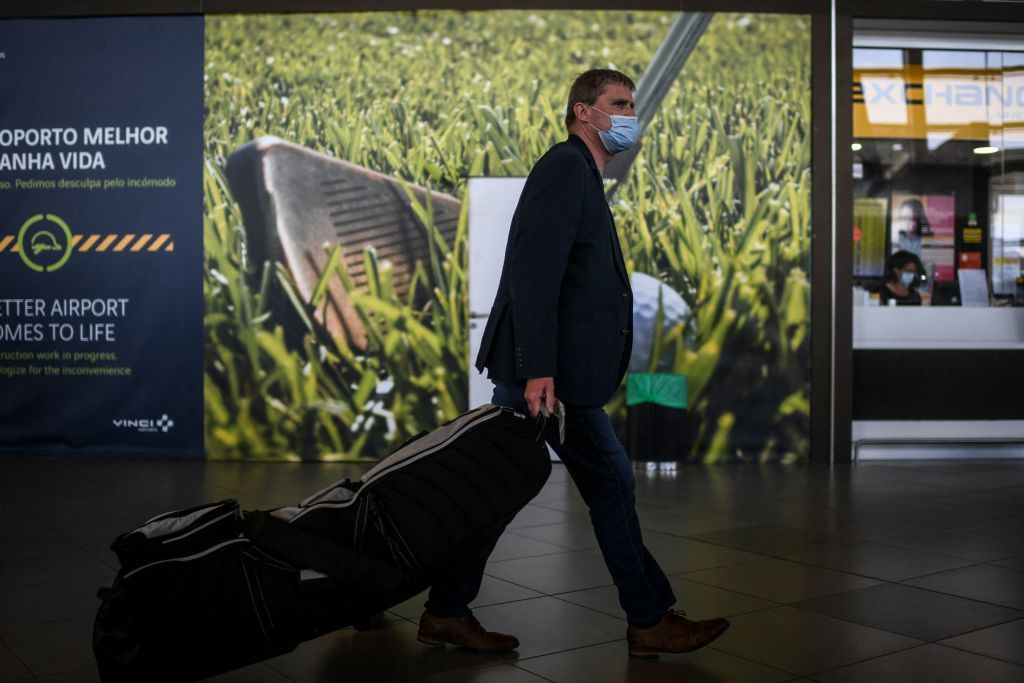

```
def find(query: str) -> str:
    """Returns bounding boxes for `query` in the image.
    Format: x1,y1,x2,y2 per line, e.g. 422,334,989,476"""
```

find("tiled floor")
1,457,1023,682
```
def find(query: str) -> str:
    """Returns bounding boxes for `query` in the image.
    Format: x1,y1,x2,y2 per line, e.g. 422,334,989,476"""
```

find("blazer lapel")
607,208,630,287
569,135,630,288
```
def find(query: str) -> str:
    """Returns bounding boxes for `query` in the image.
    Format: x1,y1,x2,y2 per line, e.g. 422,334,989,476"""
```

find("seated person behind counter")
877,250,924,306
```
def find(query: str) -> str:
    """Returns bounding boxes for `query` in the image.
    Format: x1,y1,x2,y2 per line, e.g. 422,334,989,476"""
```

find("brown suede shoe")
626,610,730,658
417,611,519,653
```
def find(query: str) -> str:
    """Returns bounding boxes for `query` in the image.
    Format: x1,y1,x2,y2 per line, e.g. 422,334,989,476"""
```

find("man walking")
417,69,730,658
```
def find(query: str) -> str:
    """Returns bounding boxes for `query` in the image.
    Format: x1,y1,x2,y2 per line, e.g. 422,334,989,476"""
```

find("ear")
573,101,592,124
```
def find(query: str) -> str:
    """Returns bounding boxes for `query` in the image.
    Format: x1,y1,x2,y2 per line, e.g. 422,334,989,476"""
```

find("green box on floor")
626,372,688,462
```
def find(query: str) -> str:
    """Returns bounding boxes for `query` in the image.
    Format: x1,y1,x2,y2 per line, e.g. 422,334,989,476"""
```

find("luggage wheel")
353,611,388,632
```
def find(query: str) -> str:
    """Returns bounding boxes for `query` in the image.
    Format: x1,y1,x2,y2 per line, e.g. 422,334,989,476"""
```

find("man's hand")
524,377,557,417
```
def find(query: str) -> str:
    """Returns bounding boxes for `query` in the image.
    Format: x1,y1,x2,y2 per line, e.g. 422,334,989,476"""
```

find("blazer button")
621,328,630,335
621,292,629,299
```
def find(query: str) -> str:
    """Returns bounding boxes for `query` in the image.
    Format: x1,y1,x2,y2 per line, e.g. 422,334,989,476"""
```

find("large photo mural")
203,10,812,463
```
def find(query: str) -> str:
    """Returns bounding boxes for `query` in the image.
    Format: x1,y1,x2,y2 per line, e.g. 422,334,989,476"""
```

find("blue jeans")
425,381,676,627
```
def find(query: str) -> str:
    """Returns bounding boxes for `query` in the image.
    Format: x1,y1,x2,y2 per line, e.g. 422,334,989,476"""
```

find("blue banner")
0,17,204,456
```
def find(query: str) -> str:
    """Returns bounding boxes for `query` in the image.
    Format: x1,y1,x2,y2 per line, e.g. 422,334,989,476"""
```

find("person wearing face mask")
878,250,924,305
415,69,730,659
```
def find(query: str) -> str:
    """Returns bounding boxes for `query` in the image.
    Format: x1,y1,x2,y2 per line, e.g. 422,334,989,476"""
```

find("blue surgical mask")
900,271,915,287
589,106,639,154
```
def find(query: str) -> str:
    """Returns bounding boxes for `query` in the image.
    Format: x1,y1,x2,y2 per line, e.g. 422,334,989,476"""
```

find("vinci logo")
1,215,175,272
113,414,175,434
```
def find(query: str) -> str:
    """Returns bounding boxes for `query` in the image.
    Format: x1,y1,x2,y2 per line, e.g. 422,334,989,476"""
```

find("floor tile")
516,638,794,682
939,618,1024,666
529,493,590,517
633,508,738,537
585,532,765,575
940,493,1024,521
903,564,1024,610
426,664,549,682
0,536,114,589
4,457,1024,681
711,606,922,677
36,669,103,683
0,522,66,548
488,533,567,563
948,515,1024,540
783,541,975,581
795,583,1023,641
683,558,880,604
838,501,965,528
50,515,150,567
0,640,32,682
199,662,294,682
468,577,545,611
470,597,625,659
389,577,543,621
875,529,1024,563
0,616,96,677
506,519,599,551
815,643,1024,683
812,514,936,542
527,479,575,505
557,575,776,621
506,505,578,530
544,465,571,484
485,551,613,595
388,590,430,621
689,525,849,557
266,620,513,682
992,555,1024,572
0,577,110,627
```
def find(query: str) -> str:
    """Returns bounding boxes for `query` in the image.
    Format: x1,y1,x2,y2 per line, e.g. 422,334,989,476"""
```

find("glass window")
852,44,1024,306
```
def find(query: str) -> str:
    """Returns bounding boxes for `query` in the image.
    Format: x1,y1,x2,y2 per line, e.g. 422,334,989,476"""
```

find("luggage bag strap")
242,511,408,594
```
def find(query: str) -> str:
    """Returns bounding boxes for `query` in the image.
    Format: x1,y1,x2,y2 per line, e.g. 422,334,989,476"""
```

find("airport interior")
1,1,1023,681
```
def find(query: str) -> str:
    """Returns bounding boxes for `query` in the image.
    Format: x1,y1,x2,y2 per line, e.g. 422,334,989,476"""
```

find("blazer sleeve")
508,147,586,379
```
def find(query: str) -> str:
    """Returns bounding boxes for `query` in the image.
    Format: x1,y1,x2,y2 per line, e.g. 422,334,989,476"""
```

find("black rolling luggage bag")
94,404,550,682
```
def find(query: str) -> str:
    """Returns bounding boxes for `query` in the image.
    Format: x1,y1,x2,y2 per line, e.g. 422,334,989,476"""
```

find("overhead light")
851,142,862,151
974,146,999,155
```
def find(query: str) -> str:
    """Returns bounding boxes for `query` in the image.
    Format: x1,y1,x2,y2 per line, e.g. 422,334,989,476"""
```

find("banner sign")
891,193,956,283
853,197,888,278
854,63,1024,143
0,17,204,456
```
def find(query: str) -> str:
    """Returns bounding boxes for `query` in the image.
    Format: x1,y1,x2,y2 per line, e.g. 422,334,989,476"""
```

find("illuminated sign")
853,64,1024,143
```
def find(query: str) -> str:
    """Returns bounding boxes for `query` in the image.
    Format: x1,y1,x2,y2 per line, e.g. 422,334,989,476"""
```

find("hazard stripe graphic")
0,233,175,253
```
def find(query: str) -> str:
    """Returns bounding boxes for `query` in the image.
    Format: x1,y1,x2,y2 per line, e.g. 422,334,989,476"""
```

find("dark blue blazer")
475,135,633,407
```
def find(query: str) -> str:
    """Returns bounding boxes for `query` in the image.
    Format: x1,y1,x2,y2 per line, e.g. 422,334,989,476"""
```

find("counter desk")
852,307,1024,459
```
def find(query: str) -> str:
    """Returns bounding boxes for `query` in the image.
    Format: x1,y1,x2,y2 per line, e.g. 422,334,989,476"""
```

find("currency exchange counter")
852,307,1024,459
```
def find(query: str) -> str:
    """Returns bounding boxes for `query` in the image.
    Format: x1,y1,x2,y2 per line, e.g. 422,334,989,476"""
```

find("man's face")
585,82,636,131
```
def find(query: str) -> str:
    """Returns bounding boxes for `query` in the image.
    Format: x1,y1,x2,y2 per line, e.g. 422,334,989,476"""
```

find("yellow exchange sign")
854,64,1024,142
